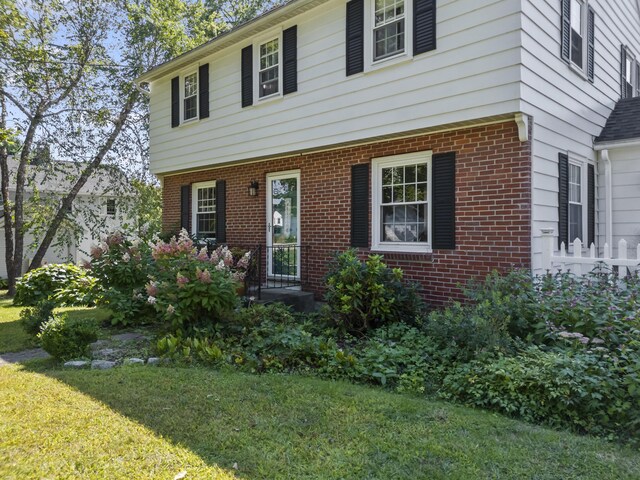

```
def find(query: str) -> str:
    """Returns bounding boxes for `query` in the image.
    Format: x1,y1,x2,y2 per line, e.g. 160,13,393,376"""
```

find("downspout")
600,149,613,249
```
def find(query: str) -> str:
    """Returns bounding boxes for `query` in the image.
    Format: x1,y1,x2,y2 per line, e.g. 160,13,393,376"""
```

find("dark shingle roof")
595,97,640,144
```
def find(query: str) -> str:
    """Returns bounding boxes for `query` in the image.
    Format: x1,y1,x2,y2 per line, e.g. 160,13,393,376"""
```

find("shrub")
148,230,239,332
324,250,423,334
14,264,97,307
88,231,155,326
38,315,98,361
19,300,56,336
440,345,640,441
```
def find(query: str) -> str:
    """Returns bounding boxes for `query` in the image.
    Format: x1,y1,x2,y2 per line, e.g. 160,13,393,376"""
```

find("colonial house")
0,158,133,278
137,0,640,304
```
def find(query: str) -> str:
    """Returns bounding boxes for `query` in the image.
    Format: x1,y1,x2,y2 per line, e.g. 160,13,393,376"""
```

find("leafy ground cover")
2,364,640,480
0,293,110,353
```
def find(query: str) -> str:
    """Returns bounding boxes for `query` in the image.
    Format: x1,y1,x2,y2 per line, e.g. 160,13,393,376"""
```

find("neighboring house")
0,158,133,278
137,0,640,304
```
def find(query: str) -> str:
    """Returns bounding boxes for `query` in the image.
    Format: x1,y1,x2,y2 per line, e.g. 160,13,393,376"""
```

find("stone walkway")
0,348,50,366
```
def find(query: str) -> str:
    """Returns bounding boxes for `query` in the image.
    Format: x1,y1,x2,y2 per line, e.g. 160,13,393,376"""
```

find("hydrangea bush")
146,230,246,332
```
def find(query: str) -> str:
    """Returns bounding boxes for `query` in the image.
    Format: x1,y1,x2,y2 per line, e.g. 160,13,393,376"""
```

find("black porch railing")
245,244,310,299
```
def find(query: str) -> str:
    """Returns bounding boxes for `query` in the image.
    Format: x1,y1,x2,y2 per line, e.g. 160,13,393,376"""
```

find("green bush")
440,345,640,441
14,263,97,306
38,315,98,361
324,250,423,334
88,231,155,326
19,300,56,336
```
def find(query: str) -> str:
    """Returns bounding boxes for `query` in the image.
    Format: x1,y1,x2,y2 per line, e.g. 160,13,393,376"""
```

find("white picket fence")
541,228,640,275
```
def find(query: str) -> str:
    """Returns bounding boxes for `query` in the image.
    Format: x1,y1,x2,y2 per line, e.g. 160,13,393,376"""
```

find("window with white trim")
373,0,405,61
106,199,116,217
372,152,431,252
192,181,216,239
259,38,279,98
183,72,198,121
568,162,583,244
570,0,585,68
622,46,638,99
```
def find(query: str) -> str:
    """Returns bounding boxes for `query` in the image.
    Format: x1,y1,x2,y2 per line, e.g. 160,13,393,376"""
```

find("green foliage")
440,346,640,441
148,230,239,332
14,264,98,307
38,315,98,361
19,300,56,336
324,249,423,333
88,231,155,326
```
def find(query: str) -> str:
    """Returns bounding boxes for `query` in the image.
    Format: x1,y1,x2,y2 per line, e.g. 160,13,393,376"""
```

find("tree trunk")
0,79,16,295
28,92,138,271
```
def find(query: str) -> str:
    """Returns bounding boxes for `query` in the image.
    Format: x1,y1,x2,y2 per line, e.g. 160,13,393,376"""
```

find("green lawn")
0,293,111,353
1,364,639,480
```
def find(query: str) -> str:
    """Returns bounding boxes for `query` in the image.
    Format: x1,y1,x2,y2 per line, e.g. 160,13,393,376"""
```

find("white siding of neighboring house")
521,0,640,270
148,0,524,175
0,194,125,279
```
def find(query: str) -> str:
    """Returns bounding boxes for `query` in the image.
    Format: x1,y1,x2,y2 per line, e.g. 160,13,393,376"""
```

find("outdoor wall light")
248,180,259,197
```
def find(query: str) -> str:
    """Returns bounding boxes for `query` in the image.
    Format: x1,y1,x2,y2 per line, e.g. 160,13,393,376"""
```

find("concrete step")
253,288,317,313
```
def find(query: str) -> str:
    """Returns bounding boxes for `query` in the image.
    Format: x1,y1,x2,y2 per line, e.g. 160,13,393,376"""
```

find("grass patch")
0,292,111,353
1,365,638,479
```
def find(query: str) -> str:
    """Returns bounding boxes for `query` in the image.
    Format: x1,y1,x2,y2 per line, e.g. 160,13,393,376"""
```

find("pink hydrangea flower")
146,282,158,297
176,274,190,287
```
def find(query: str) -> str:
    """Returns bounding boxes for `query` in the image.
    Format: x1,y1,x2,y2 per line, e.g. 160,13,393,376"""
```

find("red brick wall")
162,121,532,305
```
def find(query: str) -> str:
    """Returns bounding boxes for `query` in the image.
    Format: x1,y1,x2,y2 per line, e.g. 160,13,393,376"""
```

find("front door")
266,171,300,279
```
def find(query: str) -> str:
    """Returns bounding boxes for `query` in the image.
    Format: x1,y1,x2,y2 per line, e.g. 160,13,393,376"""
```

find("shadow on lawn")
25,366,458,479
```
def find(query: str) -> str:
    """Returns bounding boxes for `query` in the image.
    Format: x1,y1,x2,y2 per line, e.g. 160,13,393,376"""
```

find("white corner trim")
514,113,529,142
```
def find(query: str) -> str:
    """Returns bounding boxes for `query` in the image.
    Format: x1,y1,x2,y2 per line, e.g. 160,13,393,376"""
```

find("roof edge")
136,0,324,84
594,138,640,150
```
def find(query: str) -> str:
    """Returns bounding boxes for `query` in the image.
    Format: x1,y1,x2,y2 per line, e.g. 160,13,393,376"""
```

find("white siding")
521,0,640,271
605,146,640,255
148,0,523,175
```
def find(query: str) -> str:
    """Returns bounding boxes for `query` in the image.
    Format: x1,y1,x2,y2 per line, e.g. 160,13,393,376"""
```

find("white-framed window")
364,0,413,70
258,37,280,99
569,0,585,69
622,47,637,99
568,162,583,244
373,0,405,61
372,151,431,253
106,199,116,218
183,71,198,121
191,181,216,239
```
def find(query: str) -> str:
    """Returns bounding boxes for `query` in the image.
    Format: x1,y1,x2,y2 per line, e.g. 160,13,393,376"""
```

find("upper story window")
259,38,280,98
192,181,216,239
373,0,405,61
170,64,209,128
560,0,594,81
569,0,583,68
183,72,198,121
346,0,436,76
621,46,639,99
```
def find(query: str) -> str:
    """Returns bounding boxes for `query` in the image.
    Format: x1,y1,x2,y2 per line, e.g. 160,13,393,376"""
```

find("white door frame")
266,170,301,279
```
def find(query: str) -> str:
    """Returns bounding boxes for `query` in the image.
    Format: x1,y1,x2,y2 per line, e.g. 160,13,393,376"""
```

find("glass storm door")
266,171,300,278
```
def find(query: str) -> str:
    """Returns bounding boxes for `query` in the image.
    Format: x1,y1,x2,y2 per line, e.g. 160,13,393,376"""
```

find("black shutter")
199,63,209,119
587,7,595,82
588,164,595,247
558,153,569,250
351,164,369,247
215,180,226,243
171,76,180,128
241,45,253,107
414,0,436,55
346,0,364,76
621,45,626,98
283,25,298,95
560,0,570,62
432,152,456,250
180,185,190,233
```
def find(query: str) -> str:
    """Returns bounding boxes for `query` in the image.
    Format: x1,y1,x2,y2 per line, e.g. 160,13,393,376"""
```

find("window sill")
371,243,432,254
180,117,200,128
566,61,588,81
365,52,413,74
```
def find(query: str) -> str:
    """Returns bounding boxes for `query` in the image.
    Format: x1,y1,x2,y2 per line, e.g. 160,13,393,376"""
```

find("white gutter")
600,149,613,249
594,138,640,150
